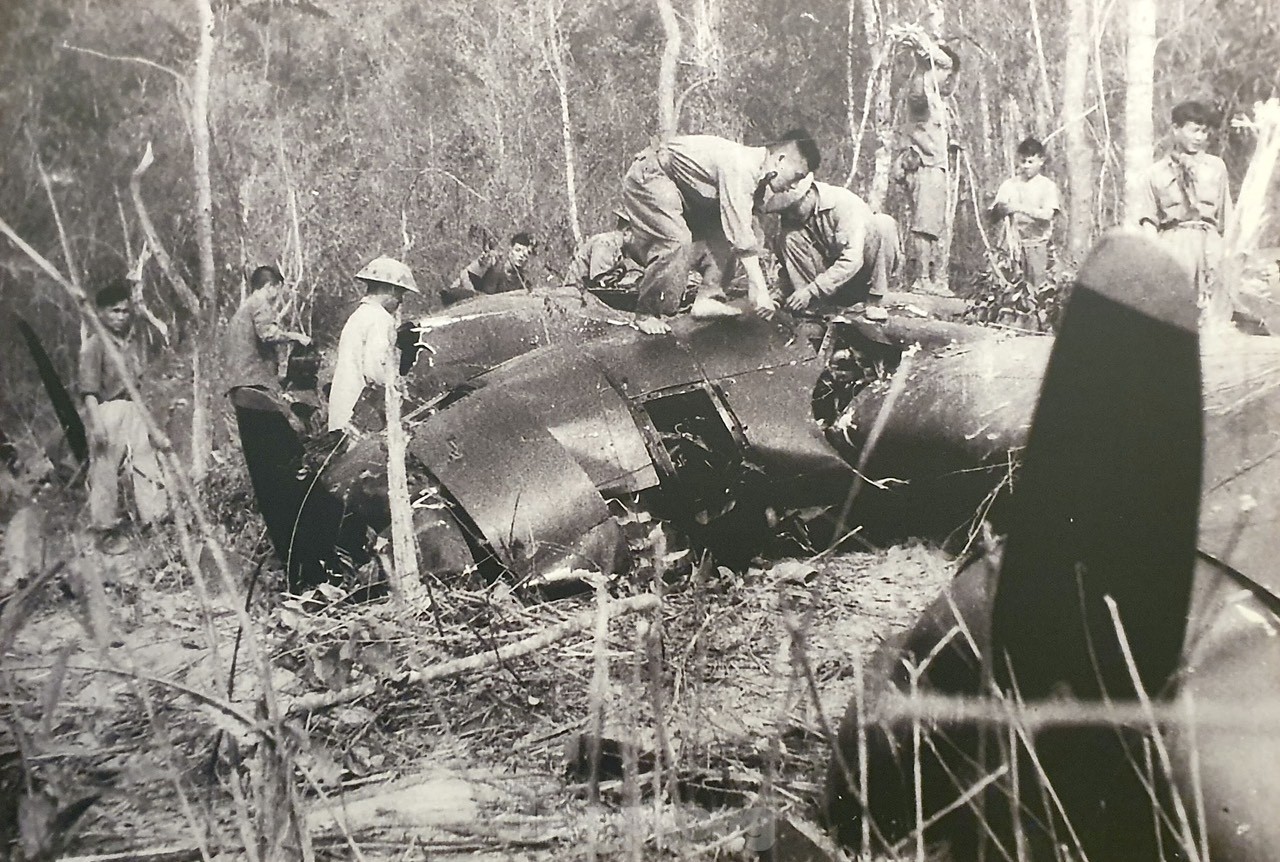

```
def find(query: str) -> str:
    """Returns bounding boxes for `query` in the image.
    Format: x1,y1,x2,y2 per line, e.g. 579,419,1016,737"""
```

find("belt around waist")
1159,220,1216,231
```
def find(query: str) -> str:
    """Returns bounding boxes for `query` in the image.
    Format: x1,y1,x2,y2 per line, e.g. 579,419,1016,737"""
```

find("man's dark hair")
511,231,534,248
1016,137,1046,159
95,279,132,308
1171,100,1216,128
778,128,821,172
939,44,961,75
249,264,285,291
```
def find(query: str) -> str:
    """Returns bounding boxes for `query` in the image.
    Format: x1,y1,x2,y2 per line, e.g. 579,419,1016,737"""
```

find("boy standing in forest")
990,137,1061,287
1136,100,1233,324
899,44,960,297
327,256,420,434
80,280,168,545
621,129,818,333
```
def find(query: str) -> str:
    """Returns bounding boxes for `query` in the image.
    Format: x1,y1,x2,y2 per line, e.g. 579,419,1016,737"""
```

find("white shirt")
328,298,395,432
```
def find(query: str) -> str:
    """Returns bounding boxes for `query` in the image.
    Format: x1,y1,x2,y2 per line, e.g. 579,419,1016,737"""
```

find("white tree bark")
544,0,582,245
385,314,428,607
1061,0,1094,257
190,0,217,482
654,0,681,139
1123,0,1156,225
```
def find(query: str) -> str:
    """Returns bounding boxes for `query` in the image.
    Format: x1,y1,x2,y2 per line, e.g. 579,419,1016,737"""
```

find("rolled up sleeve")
717,159,763,256
809,203,868,299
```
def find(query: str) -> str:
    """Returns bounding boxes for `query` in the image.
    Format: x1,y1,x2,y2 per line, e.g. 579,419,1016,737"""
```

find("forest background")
2,0,1279,474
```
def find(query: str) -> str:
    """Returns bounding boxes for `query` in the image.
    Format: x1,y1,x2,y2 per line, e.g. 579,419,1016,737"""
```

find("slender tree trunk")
544,0,582,245
385,314,428,606
654,0,681,139
1123,0,1156,225
865,0,893,211
1061,0,1094,257
190,0,217,481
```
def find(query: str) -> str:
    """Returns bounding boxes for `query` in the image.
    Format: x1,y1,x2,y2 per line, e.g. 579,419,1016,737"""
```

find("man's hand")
86,404,109,450
635,316,671,335
783,285,816,313
291,332,312,347
751,291,779,317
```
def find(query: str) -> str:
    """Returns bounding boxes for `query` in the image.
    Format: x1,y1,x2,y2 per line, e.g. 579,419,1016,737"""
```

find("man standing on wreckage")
621,128,819,334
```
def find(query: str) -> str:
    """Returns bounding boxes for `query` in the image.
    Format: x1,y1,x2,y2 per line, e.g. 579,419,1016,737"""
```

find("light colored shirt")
1136,151,1232,232
328,298,395,432
80,326,144,402
659,134,768,255
994,174,1061,246
563,230,642,290
790,182,877,298
223,288,289,391
905,77,949,168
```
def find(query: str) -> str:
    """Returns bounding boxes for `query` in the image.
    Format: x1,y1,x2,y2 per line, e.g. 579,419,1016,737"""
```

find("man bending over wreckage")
621,129,818,333
327,256,420,434
767,174,901,323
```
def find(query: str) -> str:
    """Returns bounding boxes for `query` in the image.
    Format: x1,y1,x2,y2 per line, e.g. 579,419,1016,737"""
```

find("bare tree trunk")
544,0,582,245
654,0,681,139
1123,0,1156,225
384,313,428,606
192,0,215,302
1061,0,1094,257
865,0,893,210
189,0,217,482
1027,0,1055,134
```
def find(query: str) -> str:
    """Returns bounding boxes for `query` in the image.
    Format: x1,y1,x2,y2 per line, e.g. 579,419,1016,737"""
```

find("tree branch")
60,43,190,101
129,142,202,314
284,594,660,716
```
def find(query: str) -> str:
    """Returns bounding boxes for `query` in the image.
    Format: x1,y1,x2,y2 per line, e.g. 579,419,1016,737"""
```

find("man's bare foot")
691,295,743,319
635,316,671,335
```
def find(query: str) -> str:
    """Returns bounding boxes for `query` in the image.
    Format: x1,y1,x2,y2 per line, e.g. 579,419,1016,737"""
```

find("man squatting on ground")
223,265,312,418
899,44,959,297
766,173,901,323
79,280,169,534
562,209,645,293
621,129,818,333
1135,99,1234,324
989,137,1061,287
327,256,420,434
443,231,535,304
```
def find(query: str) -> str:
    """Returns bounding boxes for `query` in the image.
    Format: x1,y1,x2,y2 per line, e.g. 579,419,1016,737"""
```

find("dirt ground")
1,490,954,861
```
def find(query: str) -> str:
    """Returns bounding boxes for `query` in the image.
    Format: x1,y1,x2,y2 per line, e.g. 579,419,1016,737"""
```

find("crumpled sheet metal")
472,344,660,495
407,389,627,577
403,291,623,402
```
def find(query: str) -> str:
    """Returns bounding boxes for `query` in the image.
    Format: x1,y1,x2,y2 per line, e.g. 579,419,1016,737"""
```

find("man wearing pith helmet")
327,256,420,433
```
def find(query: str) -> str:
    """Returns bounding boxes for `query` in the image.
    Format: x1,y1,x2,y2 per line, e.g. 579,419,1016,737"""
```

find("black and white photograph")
1,0,1278,858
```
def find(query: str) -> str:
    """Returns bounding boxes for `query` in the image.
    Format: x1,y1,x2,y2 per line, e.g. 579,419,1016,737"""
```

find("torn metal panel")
472,345,660,495
677,315,853,484
1198,333,1280,598
402,291,623,401
407,391,627,577
581,327,707,398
